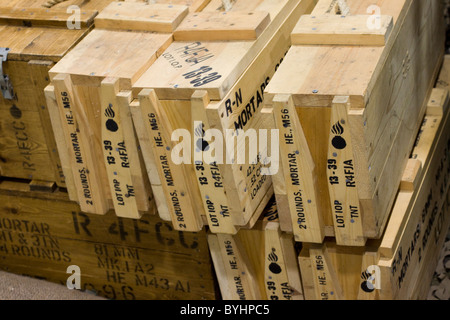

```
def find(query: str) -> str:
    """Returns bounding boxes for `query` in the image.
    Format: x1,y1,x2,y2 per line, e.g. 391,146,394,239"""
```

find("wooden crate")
47,1,211,219
0,180,216,300
0,0,119,186
298,84,450,300
130,0,316,234
207,197,303,300
263,0,445,246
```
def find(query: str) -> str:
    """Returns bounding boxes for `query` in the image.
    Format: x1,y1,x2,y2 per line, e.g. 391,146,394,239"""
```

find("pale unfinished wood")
399,159,422,192
49,30,173,88
272,94,324,243
264,224,298,300
191,90,237,234
291,14,393,46
174,10,271,41
298,246,316,300
100,78,142,219
52,73,109,214
138,89,203,231
132,0,316,232
44,85,78,201
129,99,171,221
265,0,445,242
426,88,449,116
309,244,344,300
28,60,66,186
135,0,314,101
327,96,365,246
215,233,262,300
95,2,189,32
379,97,449,259
117,92,152,213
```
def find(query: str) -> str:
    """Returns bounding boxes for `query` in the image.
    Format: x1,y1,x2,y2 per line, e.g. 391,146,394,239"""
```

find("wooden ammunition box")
207,197,303,300
130,0,316,234
47,1,211,219
298,82,450,300
0,0,121,186
0,182,217,300
263,0,445,246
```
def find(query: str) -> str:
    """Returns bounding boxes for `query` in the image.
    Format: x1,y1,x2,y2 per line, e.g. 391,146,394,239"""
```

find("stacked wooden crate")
46,0,223,220
0,0,224,301
130,0,316,233
0,0,447,301
0,180,217,300
208,0,448,300
124,0,315,300
264,0,445,246
208,198,304,300
261,0,447,300
45,0,316,228
300,85,449,300
0,0,117,188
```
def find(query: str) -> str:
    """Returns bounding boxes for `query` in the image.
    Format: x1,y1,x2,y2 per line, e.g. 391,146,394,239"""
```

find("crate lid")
49,29,172,89
264,0,406,108
132,0,294,100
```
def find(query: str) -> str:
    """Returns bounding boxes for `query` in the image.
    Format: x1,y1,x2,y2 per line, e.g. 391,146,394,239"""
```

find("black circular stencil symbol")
269,263,282,275
106,119,119,132
332,136,347,150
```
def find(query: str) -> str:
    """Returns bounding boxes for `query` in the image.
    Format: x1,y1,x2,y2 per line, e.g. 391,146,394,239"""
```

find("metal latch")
0,47,15,100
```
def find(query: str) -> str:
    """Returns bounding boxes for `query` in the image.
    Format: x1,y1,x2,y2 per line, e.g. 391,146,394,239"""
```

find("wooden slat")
214,233,262,300
260,107,293,233
426,88,449,116
191,90,237,234
173,11,271,41
29,179,56,192
291,14,393,46
272,94,324,243
117,91,152,213
409,191,450,299
95,2,189,32
309,244,344,300
0,61,59,181
327,96,365,246
27,60,67,186
379,94,449,259
264,223,296,300
279,233,304,300
298,246,316,300
138,89,203,231
52,73,109,215
100,78,142,219
399,159,422,192
0,7,97,28
44,84,78,201
129,99,171,221
0,25,89,62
